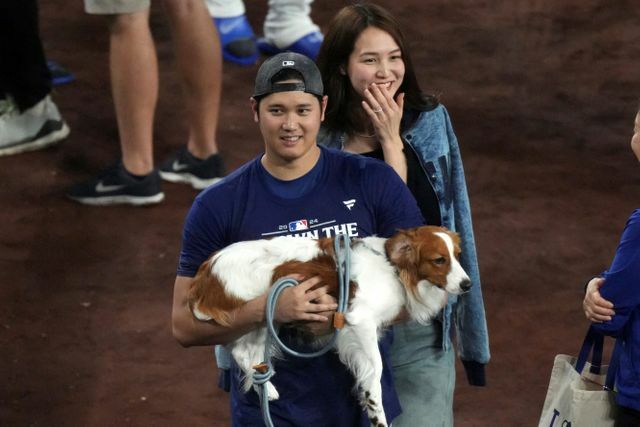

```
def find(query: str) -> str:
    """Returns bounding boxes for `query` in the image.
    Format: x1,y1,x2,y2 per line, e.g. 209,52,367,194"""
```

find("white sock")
205,0,246,18
263,0,319,47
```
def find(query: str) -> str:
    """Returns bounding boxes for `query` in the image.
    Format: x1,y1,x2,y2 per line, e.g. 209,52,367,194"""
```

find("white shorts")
84,0,149,15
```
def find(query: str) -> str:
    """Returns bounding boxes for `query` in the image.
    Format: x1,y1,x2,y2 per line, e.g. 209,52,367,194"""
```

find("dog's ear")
386,230,422,297
188,258,239,327
385,229,417,268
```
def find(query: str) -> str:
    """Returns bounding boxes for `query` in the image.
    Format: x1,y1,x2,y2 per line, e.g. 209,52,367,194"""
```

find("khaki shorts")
84,0,150,14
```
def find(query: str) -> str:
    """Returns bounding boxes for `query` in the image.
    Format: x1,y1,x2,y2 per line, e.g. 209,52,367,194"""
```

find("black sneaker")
67,162,165,206
159,147,225,190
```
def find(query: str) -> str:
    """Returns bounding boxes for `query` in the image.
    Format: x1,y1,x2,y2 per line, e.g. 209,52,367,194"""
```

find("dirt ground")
2,0,639,426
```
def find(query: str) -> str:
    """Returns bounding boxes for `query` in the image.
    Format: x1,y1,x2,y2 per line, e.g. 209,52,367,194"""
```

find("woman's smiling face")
632,111,640,162
345,26,405,99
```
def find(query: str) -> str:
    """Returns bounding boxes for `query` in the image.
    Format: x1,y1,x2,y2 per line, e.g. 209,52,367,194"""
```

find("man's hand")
273,275,338,324
302,292,338,336
583,277,615,322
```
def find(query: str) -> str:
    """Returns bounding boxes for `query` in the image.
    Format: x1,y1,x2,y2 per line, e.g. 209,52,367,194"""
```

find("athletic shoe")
159,146,225,190
0,95,70,157
47,60,75,86
214,15,258,66
66,162,165,206
256,31,324,60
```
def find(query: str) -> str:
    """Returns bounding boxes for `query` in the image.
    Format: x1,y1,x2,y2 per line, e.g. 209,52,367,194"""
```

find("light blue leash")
253,234,352,427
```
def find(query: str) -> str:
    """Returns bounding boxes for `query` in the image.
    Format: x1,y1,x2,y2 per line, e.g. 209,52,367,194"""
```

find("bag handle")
575,325,604,374
605,338,622,390
575,325,622,390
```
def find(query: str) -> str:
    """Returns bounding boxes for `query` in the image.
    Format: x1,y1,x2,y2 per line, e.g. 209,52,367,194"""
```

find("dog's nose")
459,278,471,293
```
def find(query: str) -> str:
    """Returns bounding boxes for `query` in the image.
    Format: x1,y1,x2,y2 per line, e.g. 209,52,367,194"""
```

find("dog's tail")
188,259,244,327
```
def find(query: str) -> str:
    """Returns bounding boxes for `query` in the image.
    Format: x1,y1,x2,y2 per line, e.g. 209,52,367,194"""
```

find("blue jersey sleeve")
592,210,640,336
177,189,234,277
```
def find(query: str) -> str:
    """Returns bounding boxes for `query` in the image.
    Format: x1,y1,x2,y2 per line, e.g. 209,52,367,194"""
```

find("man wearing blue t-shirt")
171,52,424,426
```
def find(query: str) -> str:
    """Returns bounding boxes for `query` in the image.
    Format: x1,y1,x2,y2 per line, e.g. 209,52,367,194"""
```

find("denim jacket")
319,104,491,384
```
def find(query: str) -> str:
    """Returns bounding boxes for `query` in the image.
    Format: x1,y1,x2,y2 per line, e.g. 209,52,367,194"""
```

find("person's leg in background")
257,0,323,60
67,0,164,206
68,0,223,205
109,9,158,177
159,0,225,189
208,0,323,64
0,0,69,156
205,0,257,66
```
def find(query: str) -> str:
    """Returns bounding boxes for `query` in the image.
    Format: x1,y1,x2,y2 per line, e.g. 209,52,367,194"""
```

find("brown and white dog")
188,225,471,427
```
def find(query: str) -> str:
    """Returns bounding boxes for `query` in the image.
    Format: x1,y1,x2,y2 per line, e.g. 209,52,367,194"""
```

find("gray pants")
391,321,455,427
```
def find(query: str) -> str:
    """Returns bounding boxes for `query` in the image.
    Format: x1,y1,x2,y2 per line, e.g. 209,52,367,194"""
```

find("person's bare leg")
163,0,221,159
108,9,157,176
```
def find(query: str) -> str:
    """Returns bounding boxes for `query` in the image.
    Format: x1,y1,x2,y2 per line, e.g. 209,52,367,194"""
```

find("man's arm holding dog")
172,274,338,347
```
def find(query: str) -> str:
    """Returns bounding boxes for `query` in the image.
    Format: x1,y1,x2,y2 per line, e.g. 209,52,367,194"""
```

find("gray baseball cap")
253,52,324,98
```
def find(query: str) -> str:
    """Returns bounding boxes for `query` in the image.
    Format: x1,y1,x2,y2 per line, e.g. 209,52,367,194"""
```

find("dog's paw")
357,389,372,409
359,390,387,427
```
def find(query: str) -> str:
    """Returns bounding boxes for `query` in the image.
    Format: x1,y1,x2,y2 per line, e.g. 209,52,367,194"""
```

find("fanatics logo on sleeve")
288,219,309,231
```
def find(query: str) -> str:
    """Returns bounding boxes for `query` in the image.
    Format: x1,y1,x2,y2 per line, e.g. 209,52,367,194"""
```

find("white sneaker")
0,95,70,156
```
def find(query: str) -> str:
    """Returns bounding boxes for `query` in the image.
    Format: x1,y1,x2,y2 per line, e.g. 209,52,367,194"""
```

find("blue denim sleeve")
442,106,490,367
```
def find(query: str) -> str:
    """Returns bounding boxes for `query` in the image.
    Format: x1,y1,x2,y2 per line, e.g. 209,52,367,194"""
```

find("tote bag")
538,326,621,427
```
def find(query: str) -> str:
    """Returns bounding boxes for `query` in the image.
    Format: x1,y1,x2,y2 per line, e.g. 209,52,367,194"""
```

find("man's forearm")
172,276,267,346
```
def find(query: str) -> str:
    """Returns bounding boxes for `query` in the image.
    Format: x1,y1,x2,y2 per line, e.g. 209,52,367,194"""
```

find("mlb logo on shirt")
288,219,309,231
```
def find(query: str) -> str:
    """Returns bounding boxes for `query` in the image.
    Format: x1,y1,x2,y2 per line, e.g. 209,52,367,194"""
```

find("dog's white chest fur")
346,238,405,326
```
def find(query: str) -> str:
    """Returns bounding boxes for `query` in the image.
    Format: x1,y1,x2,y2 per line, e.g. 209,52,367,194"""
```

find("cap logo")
282,60,295,66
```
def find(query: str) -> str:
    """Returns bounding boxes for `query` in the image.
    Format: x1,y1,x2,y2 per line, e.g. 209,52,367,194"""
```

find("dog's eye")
433,257,446,265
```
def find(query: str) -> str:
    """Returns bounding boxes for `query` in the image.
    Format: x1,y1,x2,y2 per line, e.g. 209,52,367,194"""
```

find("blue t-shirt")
178,146,424,426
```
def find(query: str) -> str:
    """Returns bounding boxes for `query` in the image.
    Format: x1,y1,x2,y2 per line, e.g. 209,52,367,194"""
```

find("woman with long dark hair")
317,4,490,425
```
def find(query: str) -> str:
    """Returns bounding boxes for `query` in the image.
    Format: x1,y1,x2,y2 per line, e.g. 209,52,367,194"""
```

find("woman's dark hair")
316,3,438,133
